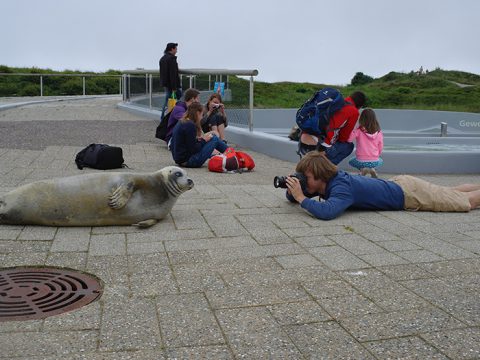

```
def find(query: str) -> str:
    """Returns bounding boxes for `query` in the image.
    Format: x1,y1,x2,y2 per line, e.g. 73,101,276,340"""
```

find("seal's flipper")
108,182,134,209
132,219,158,228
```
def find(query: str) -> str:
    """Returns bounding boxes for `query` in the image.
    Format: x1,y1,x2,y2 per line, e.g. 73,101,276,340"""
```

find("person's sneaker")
369,168,378,178
360,168,369,176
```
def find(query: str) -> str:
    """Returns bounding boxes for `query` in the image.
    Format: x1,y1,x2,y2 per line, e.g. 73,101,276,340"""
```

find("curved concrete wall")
223,108,480,174
225,127,480,174
248,108,480,136
118,100,480,174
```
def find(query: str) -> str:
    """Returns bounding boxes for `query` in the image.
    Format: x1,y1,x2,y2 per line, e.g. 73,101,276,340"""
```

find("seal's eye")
174,171,182,177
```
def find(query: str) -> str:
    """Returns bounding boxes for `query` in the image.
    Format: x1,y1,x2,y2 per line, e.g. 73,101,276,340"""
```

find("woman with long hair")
202,93,228,142
170,102,228,167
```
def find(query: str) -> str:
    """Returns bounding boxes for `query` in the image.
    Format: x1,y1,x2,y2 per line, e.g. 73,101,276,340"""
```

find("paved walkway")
0,96,479,359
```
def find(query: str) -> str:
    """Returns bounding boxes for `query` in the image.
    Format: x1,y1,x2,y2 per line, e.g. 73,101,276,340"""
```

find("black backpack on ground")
75,144,126,170
155,111,171,141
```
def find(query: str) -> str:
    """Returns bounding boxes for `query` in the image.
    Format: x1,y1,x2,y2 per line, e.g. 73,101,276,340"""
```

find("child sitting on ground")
347,108,383,178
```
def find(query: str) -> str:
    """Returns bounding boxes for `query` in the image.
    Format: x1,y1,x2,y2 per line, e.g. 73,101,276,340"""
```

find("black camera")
273,172,307,189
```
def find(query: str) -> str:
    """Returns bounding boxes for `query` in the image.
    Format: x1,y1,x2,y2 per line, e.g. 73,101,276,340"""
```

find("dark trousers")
324,142,354,165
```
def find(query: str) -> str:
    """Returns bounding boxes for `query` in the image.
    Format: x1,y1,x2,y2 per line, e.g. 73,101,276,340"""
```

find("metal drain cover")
0,267,103,321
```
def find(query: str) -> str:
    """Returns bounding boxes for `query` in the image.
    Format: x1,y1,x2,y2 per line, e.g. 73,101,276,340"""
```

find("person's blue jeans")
324,142,354,165
186,135,228,168
161,87,183,120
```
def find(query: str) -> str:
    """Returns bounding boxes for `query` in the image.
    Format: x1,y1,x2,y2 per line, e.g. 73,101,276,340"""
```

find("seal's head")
161,166,194,197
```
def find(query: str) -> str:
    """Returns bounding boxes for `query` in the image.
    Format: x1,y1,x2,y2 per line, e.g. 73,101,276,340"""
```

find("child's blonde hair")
358,108,380,134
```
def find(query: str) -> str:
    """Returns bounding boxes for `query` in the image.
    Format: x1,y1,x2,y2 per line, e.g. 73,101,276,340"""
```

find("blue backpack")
295,87,346,136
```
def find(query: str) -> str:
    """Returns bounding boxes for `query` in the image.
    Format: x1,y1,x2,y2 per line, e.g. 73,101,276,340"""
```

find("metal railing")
0,73,123,97
0,68,259,131
122,68,258,131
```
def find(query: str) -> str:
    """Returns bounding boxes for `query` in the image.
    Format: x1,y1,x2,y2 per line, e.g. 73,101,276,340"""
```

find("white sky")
2,0,479,85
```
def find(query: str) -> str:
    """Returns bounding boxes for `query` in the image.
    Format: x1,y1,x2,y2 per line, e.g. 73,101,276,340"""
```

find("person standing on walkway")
285,151,480,220
159,42,182,120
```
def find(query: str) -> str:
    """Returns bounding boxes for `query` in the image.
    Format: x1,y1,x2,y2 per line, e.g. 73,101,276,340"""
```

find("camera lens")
273,176,287,188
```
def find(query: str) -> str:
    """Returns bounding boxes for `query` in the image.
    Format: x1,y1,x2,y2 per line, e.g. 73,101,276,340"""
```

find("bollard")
440,122,447,137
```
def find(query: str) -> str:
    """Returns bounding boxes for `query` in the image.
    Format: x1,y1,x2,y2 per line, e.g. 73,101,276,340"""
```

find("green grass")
250,69,480,112
1,65,479,112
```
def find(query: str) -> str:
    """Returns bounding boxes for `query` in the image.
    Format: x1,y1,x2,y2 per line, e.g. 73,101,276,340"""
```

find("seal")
0,166,193,228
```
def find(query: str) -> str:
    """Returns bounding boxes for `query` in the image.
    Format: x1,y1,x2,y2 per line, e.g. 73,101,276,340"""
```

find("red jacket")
323,97,359,146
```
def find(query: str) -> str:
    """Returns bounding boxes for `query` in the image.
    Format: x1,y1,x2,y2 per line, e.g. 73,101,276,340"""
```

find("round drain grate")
0,267,103,321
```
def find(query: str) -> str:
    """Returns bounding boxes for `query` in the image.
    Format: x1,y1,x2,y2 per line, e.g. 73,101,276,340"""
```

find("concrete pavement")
0,96,479,359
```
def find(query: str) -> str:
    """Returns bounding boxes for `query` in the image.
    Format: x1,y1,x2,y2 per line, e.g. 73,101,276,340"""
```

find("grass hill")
1,65,479,112
247,68,480,112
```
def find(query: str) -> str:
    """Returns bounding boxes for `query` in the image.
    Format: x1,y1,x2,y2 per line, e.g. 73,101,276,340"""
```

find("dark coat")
159,52,180,90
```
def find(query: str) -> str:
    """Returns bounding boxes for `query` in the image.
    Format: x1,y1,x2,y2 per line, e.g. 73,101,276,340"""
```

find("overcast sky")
2,0,479,85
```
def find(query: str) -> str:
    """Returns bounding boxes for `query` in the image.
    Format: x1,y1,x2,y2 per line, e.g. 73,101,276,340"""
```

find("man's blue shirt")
287,171,404,220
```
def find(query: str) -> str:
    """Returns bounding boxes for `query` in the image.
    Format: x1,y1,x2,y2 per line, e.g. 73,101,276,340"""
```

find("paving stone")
51,227,91,252
339,307,465,342
318,294,384,319
421,327,480,359
309,245,370,270
174,267,226,293
283,225,350,237
275,253,321,268
43,301,101,331
206,283,310,308
18,226,57,241
208,243,305,261
99,297,161,351
361,232,405,242
377,263,435,281
0,240,51,253
303,279,361,299
206,215,250,237
216,307,303,358
267,300,331,324
126,240,166,254
45,252,88,269
166,249,212,265
164,235,256,252
0,319,42,333
284,322,374,359
89,233,126,256
165,346,232,359
419,258,480,276
156,293,224,347
455,240,480,254
32,350,167,360
364,336,448,359
293,235,335,248
171,209,212,230
86,255,129,286
0,330,98,358
129,263,178,297
175,257,282,277
377,239,423,252
138,228,215,242
395,249,445,263
329,233,386,255
0,228,21,239
359,250,411,266
0,251,47,267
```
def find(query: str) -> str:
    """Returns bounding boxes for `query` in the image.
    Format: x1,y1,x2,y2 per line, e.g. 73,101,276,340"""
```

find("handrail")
0,73,120,77
122,68,259,76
